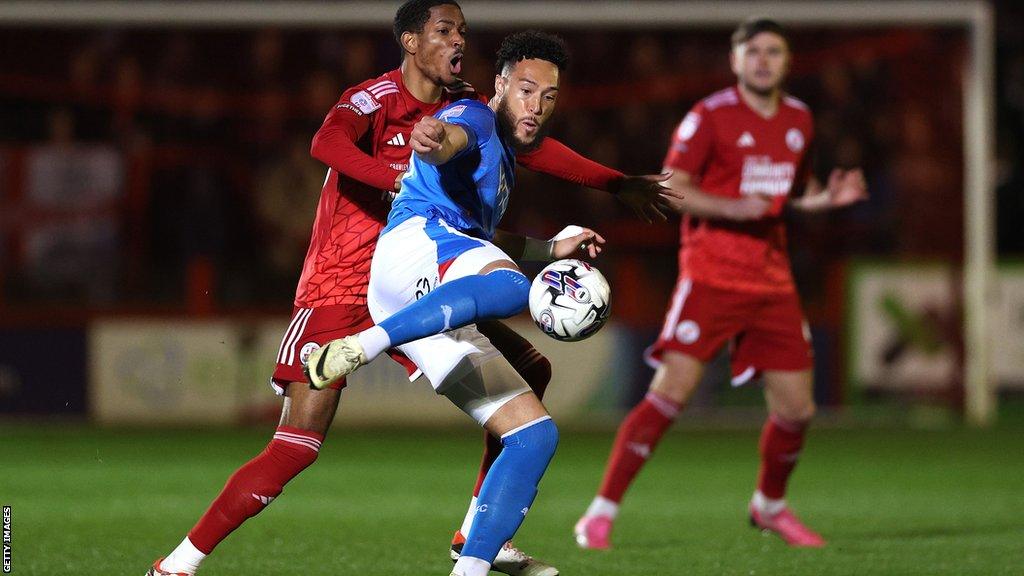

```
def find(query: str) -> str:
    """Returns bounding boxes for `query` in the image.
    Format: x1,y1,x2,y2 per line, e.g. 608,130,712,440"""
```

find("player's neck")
737,83,780,119
401,60,444,104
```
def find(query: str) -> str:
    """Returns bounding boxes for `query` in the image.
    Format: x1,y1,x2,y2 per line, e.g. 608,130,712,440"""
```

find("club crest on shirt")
786,128,805,152
350,90,381,114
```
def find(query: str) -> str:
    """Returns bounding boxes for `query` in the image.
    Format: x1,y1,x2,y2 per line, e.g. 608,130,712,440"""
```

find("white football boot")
303,335,368,389
450,532,558,576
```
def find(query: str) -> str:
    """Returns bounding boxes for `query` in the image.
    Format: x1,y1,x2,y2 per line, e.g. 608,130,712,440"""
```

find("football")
528,259,611,342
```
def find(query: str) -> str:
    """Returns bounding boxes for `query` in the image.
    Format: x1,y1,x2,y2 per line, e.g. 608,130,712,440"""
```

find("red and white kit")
272,69,622,391
648,86,815,382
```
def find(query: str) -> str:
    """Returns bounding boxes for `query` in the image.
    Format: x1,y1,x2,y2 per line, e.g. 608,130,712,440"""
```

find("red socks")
188,426,323,553
597,391,681,503
756,415,808,499
472,348,551,496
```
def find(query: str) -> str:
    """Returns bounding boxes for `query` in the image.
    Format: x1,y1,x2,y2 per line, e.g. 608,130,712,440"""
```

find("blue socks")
460,416,559,563
378,268,529,349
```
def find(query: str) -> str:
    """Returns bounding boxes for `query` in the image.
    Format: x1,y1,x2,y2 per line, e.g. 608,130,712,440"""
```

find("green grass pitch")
2,423,1022,575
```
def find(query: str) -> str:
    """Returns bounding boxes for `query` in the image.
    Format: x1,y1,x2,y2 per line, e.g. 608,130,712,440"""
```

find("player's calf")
455,416,559,576
152,427,324,575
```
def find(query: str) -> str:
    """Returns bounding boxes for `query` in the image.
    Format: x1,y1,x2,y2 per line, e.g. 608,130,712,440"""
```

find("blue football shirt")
385,99,515,240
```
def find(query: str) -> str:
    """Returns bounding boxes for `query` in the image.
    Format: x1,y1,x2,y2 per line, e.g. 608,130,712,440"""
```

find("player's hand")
615,172,679,224
552,228,605,260
410,116,447,154
728,195,772,221
825,167,868,208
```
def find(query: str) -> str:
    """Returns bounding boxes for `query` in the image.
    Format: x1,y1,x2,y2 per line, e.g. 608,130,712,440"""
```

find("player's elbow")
309,131,330,163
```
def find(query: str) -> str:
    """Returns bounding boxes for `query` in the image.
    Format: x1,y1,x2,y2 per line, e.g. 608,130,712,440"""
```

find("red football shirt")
663,86,814,294
295,70,477,307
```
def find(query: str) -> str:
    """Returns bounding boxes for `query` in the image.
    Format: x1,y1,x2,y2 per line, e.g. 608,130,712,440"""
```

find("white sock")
452,555,490,576
751,490,787,516
585,495,620,520
459,496,478,537
161,537,206,575
355,325,390,361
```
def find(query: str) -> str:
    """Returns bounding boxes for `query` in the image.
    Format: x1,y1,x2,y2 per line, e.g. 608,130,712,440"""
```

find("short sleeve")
662,103,715,177
437,100,494,157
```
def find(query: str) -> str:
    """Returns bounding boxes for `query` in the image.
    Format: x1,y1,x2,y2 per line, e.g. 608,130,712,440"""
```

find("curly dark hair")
495,30,570,75
393,0,461,46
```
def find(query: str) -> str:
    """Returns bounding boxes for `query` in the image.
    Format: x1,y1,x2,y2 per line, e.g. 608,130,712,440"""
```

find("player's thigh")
763,369,815,423
368,215,517,321
477,320,547,372
731,289,813,387
271,306,374,387
645,279,746,390
649,350,706,405
441,353,539,430
279,381,342,436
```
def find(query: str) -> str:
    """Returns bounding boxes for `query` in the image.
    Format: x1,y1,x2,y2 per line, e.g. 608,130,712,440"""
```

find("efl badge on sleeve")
350,90,382,114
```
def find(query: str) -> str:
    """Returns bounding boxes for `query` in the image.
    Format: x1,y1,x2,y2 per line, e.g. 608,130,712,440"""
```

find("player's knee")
774,400,816,424
478,268,530,318
503,416,559,461
797,401,817,423
650,360,701,405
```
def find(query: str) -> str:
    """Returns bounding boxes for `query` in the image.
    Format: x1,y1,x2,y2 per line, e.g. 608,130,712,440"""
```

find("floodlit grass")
2,423,1022,575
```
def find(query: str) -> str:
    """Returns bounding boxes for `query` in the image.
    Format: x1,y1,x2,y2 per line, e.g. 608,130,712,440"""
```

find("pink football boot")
574,515,614,550
749,505,826,547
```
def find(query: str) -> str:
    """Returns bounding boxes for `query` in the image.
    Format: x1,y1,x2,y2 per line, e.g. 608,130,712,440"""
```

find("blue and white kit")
367,99,529,422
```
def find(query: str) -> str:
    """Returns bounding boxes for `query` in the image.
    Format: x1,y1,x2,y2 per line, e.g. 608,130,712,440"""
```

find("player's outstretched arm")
493,225,605,262
789,168,868,213
517,137,684,224
410,116,470,165
658,169,771,221
613,172,681,224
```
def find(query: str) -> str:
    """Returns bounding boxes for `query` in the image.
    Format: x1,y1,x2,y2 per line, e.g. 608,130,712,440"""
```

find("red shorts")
645,278,813,385
270,303,418,394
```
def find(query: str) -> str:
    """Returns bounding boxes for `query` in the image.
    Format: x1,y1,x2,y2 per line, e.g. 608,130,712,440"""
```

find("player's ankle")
751,490,786,516
161,537,206,574
355,326,389,361
585,495,620,520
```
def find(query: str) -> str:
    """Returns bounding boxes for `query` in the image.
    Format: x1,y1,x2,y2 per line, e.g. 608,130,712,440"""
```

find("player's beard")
740,76,781,98
495,97,549,152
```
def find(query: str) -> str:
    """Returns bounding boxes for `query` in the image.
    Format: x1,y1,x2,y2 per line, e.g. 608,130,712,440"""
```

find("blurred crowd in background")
0,3,1021,333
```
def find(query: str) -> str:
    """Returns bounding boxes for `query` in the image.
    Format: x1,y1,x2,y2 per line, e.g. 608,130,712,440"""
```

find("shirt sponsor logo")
786,128,805,152
740,156,795,197
677,112,700,141
350,90,381,114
